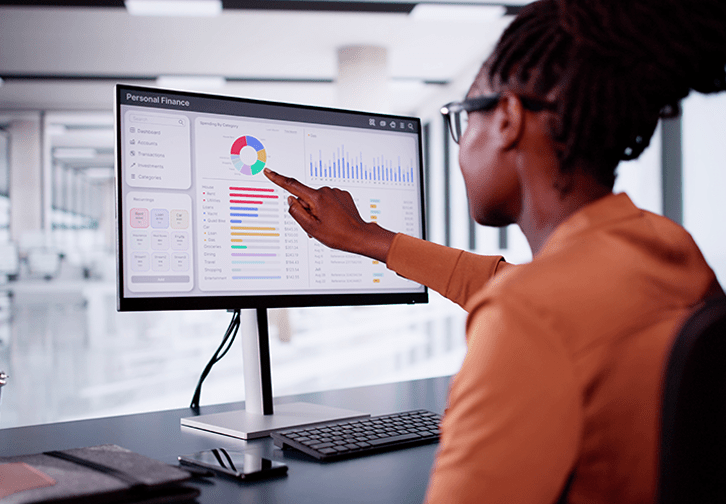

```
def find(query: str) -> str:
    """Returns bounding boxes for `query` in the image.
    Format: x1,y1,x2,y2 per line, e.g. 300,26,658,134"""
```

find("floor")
0,278,467,429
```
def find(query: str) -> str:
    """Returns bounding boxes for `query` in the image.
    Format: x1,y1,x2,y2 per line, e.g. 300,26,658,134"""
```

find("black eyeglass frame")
441,93,555,144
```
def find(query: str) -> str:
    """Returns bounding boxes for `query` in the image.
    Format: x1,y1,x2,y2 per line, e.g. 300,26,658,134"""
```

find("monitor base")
181,401,369,440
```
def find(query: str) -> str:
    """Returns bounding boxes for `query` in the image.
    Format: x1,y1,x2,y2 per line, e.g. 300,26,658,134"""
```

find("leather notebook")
0,444,199,504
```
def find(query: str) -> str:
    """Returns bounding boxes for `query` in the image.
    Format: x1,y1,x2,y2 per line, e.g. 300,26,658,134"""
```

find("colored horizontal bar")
231,226,276,231
230,214,259,218
232,260,265,264
236,237,280,243
230,233,279,238
230,193,279,199
230,220,241,223
230,200,263,204
232,276,282,280
229,187,275,192
230,232,280,237
231,245,248,249
231,253,278,257
230,207,258,211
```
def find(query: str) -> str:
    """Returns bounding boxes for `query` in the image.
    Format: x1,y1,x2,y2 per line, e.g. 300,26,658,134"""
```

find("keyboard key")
368,433,421,446
312,442,335,449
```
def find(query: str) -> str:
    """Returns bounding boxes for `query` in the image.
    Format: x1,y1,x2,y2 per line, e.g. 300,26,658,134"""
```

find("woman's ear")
497,92,526,151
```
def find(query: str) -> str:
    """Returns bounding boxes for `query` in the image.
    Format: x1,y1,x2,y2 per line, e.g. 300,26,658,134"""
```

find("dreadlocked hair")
486,0,726,188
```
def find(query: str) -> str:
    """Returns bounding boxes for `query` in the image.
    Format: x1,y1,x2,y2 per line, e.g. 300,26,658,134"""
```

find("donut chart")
230,136,266,175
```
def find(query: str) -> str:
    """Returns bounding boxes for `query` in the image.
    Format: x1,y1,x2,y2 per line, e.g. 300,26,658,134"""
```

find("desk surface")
1,376,451,504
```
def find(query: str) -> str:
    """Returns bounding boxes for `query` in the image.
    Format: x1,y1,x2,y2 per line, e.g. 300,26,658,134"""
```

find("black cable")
190,309,241,410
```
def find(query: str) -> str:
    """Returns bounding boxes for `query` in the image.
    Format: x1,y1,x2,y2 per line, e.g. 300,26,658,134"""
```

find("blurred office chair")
0,241,19,283
26,248,61,280
0,371,6,407
658,294,726,504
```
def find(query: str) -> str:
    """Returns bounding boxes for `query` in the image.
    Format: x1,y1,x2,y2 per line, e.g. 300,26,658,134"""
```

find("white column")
8,114,43,243
336,45,389,113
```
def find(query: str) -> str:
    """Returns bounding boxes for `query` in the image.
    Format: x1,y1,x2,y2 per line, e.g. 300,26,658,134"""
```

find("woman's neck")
517,168,612,256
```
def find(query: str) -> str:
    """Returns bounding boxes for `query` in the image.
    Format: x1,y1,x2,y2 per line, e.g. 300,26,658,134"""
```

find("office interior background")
0,0,724,430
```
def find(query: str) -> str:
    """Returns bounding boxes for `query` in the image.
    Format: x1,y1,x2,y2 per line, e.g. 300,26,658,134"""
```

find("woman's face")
458,79,522,227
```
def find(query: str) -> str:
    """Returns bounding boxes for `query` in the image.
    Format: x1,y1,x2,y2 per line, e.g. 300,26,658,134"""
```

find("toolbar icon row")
368,118,415,131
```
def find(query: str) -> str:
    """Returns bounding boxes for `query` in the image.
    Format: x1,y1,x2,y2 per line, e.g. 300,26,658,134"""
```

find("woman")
265,0,726,502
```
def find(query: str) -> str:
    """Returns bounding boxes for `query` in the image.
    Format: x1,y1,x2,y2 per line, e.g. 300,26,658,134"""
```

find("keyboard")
271,409,442,461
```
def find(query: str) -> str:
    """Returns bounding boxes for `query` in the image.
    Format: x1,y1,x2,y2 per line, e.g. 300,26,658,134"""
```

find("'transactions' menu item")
124,111,191,190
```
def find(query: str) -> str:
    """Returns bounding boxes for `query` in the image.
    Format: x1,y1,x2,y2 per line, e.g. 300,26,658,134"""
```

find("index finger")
264,167,316,199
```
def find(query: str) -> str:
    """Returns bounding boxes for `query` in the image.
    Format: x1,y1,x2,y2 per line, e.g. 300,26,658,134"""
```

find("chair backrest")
659,295,726,504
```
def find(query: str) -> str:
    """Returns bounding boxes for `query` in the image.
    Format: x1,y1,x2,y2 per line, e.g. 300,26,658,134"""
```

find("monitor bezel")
114,84,428,312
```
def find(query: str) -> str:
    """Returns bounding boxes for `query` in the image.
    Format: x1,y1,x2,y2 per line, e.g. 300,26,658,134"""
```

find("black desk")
0,376,451,504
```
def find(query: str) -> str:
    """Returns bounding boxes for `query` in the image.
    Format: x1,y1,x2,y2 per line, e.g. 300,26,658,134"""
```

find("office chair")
658,294,726,504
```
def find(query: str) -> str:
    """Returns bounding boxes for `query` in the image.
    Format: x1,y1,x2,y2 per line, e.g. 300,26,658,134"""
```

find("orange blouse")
386,193,719,504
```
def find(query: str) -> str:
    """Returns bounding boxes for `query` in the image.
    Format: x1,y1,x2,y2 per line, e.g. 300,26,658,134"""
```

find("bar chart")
227,185,282,281
303,128,419,189
307,146,416,186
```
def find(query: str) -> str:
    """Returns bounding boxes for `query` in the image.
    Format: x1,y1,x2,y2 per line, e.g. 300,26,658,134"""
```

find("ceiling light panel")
125,0,222,17
410,4,506,22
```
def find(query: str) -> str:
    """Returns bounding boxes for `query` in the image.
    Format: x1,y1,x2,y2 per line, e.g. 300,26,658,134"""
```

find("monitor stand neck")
241,308,274,416
181,308,369,440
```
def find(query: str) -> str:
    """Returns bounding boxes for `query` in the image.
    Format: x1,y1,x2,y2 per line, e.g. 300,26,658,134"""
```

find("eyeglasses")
441,93,555,144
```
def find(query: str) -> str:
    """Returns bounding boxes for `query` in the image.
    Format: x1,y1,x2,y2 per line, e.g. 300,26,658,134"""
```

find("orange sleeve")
386,233,512,309
425,297,581,504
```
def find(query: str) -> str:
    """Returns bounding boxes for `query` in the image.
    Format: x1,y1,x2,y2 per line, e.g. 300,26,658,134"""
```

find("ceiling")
0,1,522,185
0,1,520,116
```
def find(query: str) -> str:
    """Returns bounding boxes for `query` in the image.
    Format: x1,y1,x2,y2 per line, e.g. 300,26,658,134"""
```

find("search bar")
129,114,186,127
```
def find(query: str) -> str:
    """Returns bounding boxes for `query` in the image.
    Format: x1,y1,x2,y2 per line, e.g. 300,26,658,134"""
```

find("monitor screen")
115,84,428,311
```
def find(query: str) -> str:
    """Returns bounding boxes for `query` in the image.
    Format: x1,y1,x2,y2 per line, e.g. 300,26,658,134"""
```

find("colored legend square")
170,209,190,229
151,208,170,229
130,208,149,228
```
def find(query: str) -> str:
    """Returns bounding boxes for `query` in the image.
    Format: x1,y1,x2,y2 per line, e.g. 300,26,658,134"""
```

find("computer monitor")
114,84,428,438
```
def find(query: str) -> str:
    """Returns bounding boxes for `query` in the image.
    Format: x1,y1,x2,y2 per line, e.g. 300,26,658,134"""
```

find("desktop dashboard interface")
116,87,426,299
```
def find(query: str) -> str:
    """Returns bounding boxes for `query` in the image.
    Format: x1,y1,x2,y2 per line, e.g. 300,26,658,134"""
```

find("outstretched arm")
264,167,396,262
265,167,512,309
